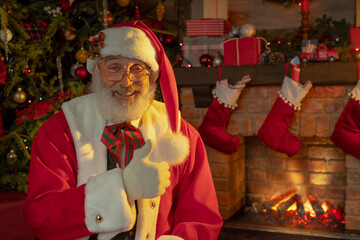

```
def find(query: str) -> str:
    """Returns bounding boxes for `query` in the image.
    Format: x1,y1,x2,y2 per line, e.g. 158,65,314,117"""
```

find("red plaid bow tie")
101,123,145,168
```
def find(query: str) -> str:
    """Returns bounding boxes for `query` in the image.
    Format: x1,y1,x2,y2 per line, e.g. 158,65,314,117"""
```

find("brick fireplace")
179,83,360,231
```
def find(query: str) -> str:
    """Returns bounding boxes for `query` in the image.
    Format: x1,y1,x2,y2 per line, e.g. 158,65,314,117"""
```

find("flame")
303,199,316,217
321,202,329,212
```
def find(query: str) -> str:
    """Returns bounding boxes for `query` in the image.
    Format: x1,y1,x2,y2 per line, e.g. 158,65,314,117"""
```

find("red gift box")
223,37,262,66
350,27,360,52
186,19,230,37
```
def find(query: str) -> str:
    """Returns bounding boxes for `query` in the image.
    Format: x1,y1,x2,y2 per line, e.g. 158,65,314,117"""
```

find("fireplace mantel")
174,62,358,86
174,62,358,107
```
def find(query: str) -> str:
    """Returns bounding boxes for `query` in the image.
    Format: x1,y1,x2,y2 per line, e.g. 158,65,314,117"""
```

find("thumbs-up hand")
123,140,171,201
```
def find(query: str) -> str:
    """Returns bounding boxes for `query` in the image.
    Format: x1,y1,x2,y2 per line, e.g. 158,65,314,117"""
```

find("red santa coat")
23,94,222,240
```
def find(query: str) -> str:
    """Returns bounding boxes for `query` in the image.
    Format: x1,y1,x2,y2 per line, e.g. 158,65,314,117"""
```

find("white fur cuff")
279,76,310,110
349,80,360,103
158,235,184,240
85,168,136,233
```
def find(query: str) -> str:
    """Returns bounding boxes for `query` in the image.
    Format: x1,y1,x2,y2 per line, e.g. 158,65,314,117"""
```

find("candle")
301,0,310,12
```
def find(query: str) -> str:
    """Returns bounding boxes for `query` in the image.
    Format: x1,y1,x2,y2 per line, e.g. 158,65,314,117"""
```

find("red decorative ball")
24,67,31,74
163,35,175,46
199,54,213,67
75,66,88,80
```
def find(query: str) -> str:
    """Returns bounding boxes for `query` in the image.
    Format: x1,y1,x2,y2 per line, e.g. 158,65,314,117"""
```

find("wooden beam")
174,62,358,86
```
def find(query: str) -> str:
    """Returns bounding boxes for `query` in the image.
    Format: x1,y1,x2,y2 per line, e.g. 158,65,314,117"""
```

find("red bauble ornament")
101,11,114,25
163,35,175,46
200,54,214,67
24,66,31,74
75,66,88,79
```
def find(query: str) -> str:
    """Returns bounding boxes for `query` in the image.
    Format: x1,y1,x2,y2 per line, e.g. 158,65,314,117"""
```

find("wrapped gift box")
350,27,360,52
182,36,225,67
186,19,230,37
223,37,262,66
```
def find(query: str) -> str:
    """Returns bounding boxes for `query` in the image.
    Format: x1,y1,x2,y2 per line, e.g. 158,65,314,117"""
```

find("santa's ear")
149,70,160,83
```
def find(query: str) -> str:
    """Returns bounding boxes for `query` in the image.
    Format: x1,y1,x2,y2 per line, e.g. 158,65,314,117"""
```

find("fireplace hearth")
219,221,360,240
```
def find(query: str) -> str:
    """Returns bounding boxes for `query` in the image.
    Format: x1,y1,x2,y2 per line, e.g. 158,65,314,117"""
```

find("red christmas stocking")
198,76,251,154
331,81,360,159
258,58,312,157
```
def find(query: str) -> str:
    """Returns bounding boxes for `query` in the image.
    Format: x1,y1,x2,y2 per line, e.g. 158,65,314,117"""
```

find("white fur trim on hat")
87,27,159,74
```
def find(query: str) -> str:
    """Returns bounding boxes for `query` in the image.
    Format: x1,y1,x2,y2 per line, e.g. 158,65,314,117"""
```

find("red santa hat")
87,21,179,133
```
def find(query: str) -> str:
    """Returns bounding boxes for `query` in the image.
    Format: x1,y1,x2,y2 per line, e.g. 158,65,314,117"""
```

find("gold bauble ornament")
13,87,27,103
7,150,17,165
75,48,88,63
117,0,130,7
0,28,13,42
354,50,360,61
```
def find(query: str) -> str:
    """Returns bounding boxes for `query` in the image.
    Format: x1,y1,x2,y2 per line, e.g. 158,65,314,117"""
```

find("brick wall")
179,84,356,227
346,155,360,231
181,85,354,137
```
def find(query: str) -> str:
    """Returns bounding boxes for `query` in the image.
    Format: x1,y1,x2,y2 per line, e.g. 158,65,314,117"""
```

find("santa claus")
23,21,222,240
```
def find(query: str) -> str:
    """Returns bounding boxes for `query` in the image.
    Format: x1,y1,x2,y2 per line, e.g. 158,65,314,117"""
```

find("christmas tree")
0,0,180,193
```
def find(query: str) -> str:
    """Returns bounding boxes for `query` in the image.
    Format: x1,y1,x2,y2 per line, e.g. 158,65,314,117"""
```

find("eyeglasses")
97,58,151,82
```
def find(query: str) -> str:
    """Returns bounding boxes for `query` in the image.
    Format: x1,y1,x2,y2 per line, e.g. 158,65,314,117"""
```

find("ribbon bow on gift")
87,32,105,59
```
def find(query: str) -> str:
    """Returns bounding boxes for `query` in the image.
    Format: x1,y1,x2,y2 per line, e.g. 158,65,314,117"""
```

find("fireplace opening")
232,136,348,232
245,191,344,230
216,136,360,239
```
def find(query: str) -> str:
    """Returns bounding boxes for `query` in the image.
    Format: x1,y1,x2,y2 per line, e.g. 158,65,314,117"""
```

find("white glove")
214,75,251,108
123,139,171,201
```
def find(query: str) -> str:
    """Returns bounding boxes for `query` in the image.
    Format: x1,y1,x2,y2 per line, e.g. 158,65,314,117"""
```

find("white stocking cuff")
349,80,360,104
279,76,311,111
213,79,241,109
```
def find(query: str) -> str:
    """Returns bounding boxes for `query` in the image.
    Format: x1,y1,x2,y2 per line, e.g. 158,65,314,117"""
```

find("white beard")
91,69,155,124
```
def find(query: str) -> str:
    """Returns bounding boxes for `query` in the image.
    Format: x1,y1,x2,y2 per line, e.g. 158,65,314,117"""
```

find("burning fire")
260,191,344,229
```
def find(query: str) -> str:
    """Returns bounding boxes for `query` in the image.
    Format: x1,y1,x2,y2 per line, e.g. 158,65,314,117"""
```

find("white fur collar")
62,94,189,186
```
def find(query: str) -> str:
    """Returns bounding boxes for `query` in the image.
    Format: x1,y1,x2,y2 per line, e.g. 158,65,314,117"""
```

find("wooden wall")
227,0,354,30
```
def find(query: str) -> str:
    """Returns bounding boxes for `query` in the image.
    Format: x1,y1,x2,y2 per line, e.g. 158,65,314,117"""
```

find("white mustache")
111,86,141,96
